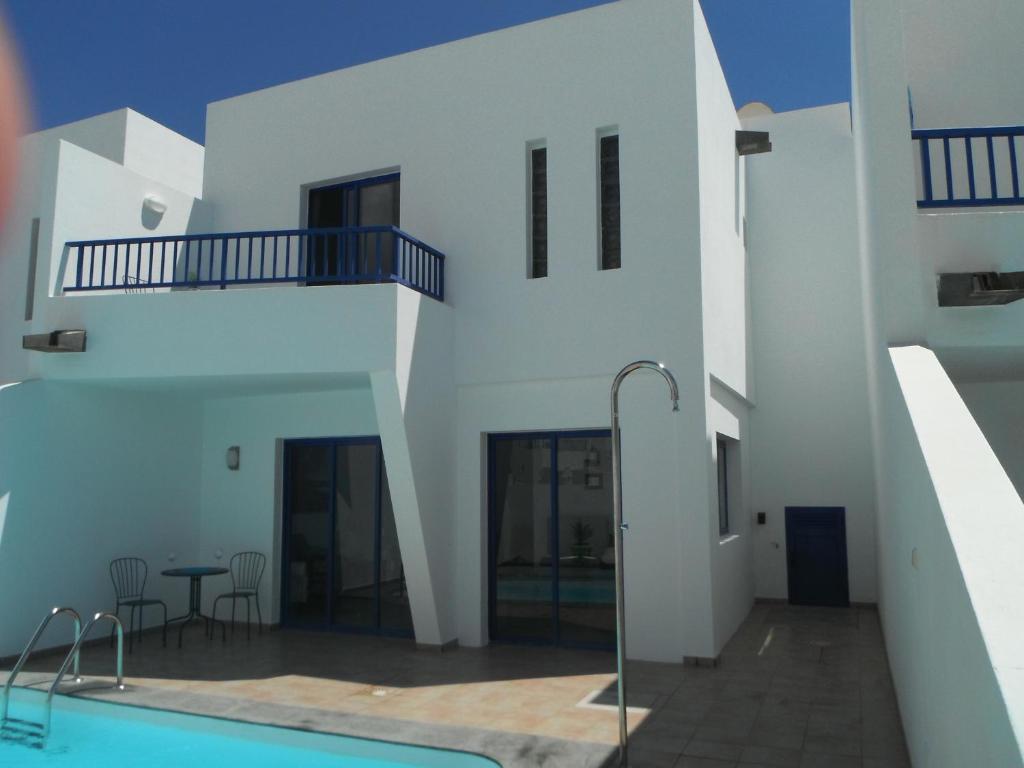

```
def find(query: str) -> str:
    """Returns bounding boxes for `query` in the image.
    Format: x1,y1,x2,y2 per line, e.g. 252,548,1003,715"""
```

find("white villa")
1,0,1022,765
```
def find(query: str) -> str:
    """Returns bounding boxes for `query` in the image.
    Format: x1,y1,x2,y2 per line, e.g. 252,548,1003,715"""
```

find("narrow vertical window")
529,146,547,279
25,218,39,321
717,436,730,536
599,134,620,270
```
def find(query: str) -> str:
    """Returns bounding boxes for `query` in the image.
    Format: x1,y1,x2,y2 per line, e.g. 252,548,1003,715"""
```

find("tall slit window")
599,134,620,270
529,145,547,279
25,218,39,321
717,436,730,536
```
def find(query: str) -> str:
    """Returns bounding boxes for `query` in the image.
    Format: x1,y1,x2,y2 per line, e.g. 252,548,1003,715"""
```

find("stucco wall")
692,0,755,650
198,385,378,624
0,381,202,656
201,0,702,389
883,347,1024,767
955,379,1024,501
744,103,877,603
900,0,1024,129
455,371,706,662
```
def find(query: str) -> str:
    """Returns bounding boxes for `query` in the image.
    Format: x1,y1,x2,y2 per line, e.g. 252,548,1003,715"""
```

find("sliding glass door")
283,437,412,636
306,174,400,283
488,431,615,650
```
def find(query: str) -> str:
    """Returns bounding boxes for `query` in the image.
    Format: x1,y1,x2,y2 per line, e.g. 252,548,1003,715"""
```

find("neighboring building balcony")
913,125,1024,209
912,125,1024,306
62,226,445,302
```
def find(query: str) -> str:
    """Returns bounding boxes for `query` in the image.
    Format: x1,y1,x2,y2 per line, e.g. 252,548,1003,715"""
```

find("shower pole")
610,360,679,767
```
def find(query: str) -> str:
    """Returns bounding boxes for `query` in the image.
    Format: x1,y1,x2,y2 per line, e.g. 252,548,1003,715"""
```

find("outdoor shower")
610,360,679,767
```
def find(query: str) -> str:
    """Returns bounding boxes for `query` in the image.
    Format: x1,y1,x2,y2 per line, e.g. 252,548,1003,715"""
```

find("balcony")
913,125,1024,209
63,226,445,301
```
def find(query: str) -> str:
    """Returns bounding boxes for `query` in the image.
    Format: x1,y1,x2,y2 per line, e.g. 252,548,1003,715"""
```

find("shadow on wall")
0,380,204,657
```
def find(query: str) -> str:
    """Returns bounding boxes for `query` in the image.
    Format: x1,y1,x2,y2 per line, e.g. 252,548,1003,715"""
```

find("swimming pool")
497,579,614,604
0,689,499,767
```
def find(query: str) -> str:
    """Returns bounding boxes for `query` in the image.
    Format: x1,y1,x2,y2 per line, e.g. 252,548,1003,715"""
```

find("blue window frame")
306,173,400,284
487,429,615,651
281,436,413,638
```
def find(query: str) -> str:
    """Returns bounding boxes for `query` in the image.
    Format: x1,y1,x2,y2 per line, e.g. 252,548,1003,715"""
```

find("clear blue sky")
2,0,850,144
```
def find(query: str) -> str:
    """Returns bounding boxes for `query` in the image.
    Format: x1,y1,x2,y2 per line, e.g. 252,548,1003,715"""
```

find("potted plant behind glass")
570,520,593,558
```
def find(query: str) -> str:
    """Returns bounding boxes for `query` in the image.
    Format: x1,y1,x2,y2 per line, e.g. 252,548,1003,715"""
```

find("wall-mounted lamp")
23,329,87,353
226,446,240,471
736,130,772,156
142,194,167,215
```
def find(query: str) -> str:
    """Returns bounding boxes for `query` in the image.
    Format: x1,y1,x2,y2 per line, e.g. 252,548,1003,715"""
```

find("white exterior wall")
900,0,1024,129
198,385,378,624
853,0,1024,763
196,0,722,661
3,0,754,663
892,0,1024,372
122,110,204,199
883,348,1024,767
692,1,755,650
956,380,1024,500
0,381,202,656
744,103,877,604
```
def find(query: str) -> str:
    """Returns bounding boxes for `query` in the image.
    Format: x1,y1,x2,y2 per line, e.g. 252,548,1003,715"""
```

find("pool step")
0,716,44,748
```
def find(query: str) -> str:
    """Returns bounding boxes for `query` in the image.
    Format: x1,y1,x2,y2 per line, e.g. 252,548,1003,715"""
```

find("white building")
0,1,1021,764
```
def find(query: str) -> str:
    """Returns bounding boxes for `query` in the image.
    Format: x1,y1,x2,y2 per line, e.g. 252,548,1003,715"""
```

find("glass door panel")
284,444,331,625
307,185,343,281
333,443,379,630
379,462,414,633
556,436,615,647
283,438,413,637
358,178,399,275
491,437,554,643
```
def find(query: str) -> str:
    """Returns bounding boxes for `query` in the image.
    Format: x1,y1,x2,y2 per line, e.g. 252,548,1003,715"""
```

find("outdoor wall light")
142,194,167,215
735,130,772,156
226,446,240,470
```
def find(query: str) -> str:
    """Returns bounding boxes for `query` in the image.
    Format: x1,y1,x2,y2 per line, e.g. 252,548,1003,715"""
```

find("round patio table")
162,566,229,647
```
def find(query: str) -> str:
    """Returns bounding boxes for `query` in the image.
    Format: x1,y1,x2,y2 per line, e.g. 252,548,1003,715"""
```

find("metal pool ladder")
1,608,125,749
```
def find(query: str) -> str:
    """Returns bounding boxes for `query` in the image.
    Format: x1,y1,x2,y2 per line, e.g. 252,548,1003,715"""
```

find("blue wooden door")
785,507,849,606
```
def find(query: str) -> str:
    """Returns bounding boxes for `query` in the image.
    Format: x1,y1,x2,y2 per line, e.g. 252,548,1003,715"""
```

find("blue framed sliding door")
282,437,412,636
306,173,400,284
488,430,615,650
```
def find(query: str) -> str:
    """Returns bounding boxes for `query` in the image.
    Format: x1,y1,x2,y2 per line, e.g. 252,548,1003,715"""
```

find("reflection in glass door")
306,174,400,283
283,438,413,636
488,431,615,650
284,443,331,624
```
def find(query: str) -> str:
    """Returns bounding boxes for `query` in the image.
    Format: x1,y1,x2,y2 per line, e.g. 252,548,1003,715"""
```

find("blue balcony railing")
913,126,1024,209
64,226,445,301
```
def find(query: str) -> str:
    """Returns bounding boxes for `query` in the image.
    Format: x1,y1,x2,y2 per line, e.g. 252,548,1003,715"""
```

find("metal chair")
212,552,266,640
109,557,167,652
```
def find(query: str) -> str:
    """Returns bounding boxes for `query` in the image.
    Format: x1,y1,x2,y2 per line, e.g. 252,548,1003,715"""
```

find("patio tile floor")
2,603,910,767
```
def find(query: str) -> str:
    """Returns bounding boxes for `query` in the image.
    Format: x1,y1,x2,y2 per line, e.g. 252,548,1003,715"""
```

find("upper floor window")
529,145,548,279
25,217,39,322
307,173,399,230
717,436,730,536
599,133,620,270
307,173,399,285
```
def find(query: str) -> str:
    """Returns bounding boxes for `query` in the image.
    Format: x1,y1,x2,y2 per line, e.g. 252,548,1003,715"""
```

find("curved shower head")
611,359,680,413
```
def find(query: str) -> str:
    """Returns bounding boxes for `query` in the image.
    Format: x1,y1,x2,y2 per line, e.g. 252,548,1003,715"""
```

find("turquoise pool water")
0,690,498,767
497,579,614,604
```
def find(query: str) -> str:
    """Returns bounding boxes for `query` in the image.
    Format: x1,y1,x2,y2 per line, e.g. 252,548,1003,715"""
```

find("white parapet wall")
883,345,1024,767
